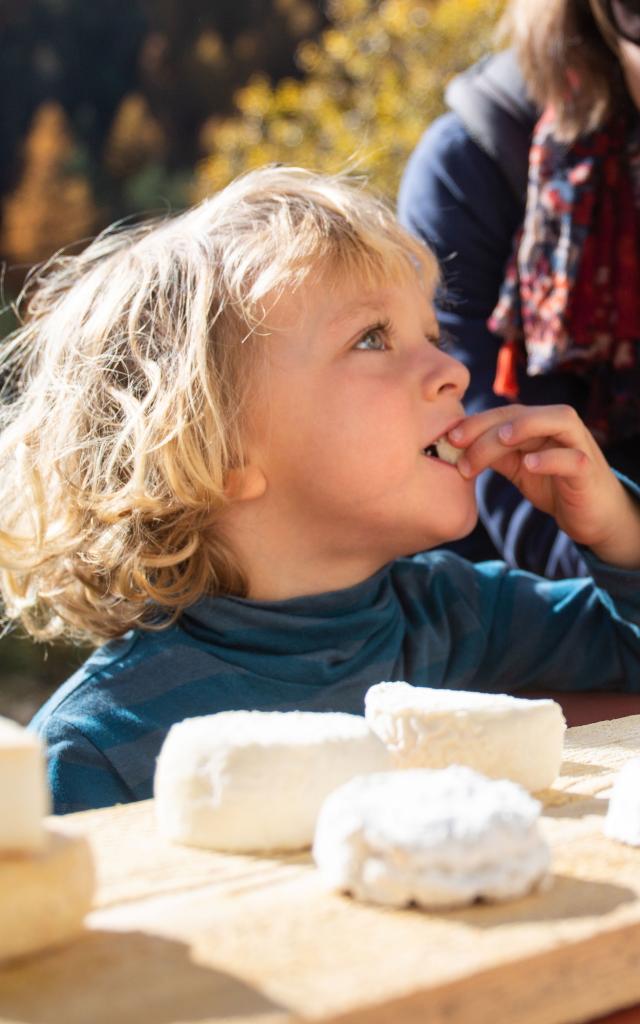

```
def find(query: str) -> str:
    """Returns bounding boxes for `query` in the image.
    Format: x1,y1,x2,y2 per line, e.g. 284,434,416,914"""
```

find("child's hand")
448,404,640,570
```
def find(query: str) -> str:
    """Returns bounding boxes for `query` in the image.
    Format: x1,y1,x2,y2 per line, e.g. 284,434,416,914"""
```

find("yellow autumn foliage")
196,0,505,201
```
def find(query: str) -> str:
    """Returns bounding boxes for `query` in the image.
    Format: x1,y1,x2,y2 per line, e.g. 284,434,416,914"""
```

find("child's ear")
224,463,267,502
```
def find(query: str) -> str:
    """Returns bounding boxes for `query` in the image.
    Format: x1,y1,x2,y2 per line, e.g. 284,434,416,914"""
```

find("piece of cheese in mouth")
435,437,462,465
364,681,566,791
154,709,391,852
313,766,551,909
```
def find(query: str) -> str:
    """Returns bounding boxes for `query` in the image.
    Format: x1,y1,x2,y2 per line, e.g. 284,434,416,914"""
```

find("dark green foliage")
0,0,325,248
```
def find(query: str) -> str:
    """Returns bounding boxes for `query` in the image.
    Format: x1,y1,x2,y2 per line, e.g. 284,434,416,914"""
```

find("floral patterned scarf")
488,107,640,446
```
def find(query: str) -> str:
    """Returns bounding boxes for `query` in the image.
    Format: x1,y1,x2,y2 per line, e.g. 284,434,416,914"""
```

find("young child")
1,166,640,815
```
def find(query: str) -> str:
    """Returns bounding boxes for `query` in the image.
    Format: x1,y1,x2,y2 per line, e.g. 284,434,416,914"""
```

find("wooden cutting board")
2,715,640,1024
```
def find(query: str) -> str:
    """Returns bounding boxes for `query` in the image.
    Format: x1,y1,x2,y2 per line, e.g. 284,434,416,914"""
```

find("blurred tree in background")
0,0,324,276
3,102,100,264
197,0,503,198
0,0,503,722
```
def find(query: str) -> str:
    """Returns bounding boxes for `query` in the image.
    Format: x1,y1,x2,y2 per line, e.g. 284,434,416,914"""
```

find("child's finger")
454,405,597,479
490,405,591,452
522,447,591,484
457,426,536,478
450,404,587,452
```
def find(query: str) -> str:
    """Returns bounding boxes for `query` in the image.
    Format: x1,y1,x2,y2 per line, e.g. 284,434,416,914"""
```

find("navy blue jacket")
398,52,640,578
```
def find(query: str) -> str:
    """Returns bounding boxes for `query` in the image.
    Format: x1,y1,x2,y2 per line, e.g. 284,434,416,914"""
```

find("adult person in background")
398,0,640,578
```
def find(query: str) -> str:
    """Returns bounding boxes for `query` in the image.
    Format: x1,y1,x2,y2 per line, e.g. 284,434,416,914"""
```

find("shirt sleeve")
468,551,640,695
32,715,134,815
398,112,588,579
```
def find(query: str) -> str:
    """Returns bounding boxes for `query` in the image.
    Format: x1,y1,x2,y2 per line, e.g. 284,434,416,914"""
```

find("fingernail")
498,423,513,442
449,427,463,443
524,453,540,469
457,456,471,477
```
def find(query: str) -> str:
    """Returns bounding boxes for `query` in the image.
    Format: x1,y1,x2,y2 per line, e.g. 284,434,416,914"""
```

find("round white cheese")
313,766,550,909
365,681,566,791
0,715,50,854
604,758,640,846
0,826,94,963
154,710,391,852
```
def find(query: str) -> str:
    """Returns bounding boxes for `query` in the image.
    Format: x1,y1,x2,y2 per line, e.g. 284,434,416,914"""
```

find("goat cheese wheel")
0,715,50,854
154,710,391,852
0,827,95,963
313,766,550,908
604,758,640,846
365,682,566,791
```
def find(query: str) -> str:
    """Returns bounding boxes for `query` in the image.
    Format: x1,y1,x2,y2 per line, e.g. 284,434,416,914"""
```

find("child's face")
242,268,477,569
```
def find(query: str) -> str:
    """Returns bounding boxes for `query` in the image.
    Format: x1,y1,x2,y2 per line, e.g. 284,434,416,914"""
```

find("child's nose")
421,347,470,401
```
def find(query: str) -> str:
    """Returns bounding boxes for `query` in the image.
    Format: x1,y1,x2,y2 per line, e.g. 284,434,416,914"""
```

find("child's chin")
432,503,479,547
399,515,480,558
449,509,479,542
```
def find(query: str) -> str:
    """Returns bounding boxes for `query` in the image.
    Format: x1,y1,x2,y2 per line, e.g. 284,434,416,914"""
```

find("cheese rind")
154,710,391,852
0,715,50,853
313,766,550,908
604,758,640,846
365,682,566,791
0,826,94,963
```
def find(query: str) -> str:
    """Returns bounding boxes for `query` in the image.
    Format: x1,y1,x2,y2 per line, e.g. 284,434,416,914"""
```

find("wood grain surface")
2,715,640,1024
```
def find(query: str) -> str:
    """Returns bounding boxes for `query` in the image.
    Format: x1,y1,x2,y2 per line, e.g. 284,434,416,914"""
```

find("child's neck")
220,502,389,602
243,552,385,602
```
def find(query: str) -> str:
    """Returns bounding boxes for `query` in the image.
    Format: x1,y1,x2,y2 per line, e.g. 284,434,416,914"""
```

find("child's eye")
353,322,390,352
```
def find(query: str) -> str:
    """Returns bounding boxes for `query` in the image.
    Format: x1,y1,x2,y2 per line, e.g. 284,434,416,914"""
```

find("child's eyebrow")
328,299,387,330
327,299,440,339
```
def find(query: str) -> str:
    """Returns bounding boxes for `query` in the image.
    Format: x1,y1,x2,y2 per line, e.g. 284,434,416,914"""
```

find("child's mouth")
422,437,462,466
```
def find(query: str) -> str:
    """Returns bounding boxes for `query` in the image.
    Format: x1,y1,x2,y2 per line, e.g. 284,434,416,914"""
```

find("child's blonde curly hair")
0,166,437,644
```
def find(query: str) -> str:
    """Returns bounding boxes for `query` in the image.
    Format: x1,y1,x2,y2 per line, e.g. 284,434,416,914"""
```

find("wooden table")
3,715,640,1024
523,692,640,730
558,697,640,1024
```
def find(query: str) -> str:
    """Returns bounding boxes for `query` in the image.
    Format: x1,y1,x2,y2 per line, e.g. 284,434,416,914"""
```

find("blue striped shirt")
30,548,640,814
